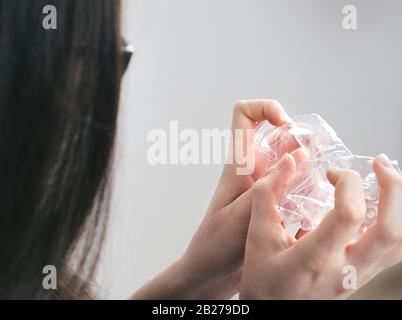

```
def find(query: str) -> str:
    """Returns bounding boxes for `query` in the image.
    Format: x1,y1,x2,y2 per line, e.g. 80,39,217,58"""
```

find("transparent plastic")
255,114,401,232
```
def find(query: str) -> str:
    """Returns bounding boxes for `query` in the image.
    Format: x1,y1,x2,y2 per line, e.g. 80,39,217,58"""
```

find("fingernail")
277,153,291,170
378,153,394,169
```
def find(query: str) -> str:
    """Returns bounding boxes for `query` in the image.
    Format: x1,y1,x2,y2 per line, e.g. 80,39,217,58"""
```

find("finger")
299,169,366,259
247,153,297,257
347,154,402,267
228,148,309,220
230,99,290,175
260,147,309,178
253,137,305,180
373,154,402,235
289,148,309,168
217,100,292,207
232,99,291,131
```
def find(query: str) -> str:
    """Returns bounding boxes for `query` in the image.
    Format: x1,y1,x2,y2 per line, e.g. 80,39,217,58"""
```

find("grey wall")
96,0,402,298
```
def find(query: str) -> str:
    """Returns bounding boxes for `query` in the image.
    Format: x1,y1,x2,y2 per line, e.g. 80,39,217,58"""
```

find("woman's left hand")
179,100,305,299
131,99,301,299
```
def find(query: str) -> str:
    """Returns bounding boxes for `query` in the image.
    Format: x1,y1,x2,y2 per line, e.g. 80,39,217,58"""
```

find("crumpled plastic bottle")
255,114,402,232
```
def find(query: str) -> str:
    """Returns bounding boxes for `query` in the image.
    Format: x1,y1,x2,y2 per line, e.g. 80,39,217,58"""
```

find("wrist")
178,252,241,299
130,254,214,300
175,253,216,299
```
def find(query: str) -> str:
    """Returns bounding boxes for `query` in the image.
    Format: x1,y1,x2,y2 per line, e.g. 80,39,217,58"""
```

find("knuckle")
337,203,365,225
298,249,326,280
252,178,275,200
377,174,402,201
334,280,348,297
389,174,402,191
233,100,246,113
343,169,362,183
252,179,268,196
379,171,401,188
377,225,402,246
267,99,281,108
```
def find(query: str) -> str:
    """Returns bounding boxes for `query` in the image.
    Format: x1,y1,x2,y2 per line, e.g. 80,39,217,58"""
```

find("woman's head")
0,0,123,298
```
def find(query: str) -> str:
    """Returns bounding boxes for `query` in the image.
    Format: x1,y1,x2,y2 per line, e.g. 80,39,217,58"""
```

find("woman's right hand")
240,153,402,299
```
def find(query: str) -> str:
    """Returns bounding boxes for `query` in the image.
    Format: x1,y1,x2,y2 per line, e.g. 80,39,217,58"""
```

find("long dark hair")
0,0,122,299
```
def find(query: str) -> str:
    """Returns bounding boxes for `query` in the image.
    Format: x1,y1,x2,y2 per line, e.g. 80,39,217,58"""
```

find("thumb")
247,153,297,258
371,153,402,239
373,153,401,192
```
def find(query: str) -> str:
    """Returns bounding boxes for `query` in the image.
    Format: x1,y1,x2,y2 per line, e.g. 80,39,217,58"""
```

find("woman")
1,0,401,299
